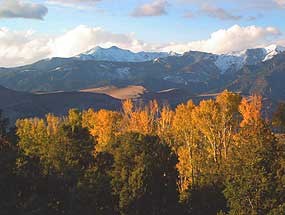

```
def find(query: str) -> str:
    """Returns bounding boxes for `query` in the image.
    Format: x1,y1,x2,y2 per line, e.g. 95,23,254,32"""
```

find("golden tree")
239,95,262,128
172,100,200,193
157,105,174,146
216,90,241,159
193,99,221,164
122,100,159,135
82,108,97,130
89,109,122,153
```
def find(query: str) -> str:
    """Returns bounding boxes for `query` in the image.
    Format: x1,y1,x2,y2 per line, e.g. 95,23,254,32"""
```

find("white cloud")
0,25,153,67
49,25,151,57
0,0,48,20
161,25,281,54
131,0,168,17
275,39,285,46
0,25,283,67
0,28,50,67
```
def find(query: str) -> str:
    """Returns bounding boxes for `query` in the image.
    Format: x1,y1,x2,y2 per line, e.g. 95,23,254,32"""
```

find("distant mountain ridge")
0,44,285,112
76,46,179,62
75,44,285,74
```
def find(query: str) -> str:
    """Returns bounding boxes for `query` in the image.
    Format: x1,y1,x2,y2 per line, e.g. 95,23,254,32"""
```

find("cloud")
49,25,151,57
246,13,263,21
160,25,281,54
274,0,285,7
0,25,282,67
131,0,168,17
0,28,51,67
0,0,48,20
200,4,242,20
0,25,152,67
275,38,285,46
181,0,284,11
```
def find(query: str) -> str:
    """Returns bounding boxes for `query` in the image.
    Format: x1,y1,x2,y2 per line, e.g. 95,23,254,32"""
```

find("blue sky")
3,0,285,42
0,0,284,67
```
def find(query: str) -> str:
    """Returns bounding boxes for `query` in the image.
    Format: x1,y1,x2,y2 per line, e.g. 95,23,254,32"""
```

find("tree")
121,100,160,135
0,111,18,214
239,95,262,128
4,91,285,215
16,113,95,214
172,100,201,197
85,109,122,154
176,92,241,214
75,152,116,215
110,133,179,215
272,102,285,132
192,99,222,165
157,105,174,146
216,90,241,160
224,121,285,215
223,97,285,215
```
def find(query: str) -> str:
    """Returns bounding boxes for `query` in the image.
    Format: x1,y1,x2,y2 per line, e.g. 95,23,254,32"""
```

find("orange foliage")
176,146,193,194
239,95,262,127
157,105,174,144
85,109,122,153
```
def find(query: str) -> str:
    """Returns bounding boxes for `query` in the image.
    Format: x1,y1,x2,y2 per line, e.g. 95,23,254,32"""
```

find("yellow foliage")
46,114,61,136
176,146,193,194
239,95,262,127
122,100,159,135
15,91,271,200
89,109,122,153
82,108,97,130
157,105,174,144
122,99,133,117
172,100,196,149
216,90,242,116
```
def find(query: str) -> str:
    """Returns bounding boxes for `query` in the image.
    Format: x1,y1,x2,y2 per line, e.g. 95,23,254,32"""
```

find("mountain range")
77,44,285,73
76,46,179,62
0,44,285,120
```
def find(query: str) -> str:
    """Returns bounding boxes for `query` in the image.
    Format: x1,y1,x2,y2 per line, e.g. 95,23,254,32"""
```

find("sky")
0,0,285,67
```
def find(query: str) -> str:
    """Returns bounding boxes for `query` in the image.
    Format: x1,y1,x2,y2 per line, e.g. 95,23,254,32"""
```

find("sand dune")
80,85,146,99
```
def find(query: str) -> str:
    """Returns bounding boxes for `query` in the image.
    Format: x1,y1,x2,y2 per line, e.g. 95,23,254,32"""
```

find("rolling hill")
0,86,121,122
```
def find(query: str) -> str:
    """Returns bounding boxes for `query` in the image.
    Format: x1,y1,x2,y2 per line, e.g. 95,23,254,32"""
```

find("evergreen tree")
110,133,179,215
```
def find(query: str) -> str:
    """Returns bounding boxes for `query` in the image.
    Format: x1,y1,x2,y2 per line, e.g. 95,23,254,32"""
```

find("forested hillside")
1,90,285,215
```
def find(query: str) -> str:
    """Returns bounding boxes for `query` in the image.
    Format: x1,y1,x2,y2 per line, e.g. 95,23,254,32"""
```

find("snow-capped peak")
263,44,285,61
214,44,285,74
75,44,285,74
84,46,104,55
214,54,244,74
264,44,285,53
76,46,177,62
168,51,180,56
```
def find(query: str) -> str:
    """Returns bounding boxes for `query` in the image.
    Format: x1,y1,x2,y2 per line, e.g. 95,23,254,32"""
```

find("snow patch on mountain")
214,55,244,74
75,44,285,74
263,44,285,61
76,46,178,62
214,44,285,73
